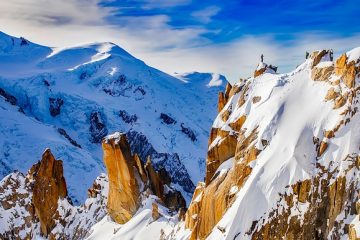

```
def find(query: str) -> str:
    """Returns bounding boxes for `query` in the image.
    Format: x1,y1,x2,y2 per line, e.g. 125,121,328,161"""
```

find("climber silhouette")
261,54,264,62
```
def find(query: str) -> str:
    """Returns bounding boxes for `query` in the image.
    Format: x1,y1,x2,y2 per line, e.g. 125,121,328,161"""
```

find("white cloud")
144,33,360,84
192,6,221,23
0,1,360,84
140,0,191,9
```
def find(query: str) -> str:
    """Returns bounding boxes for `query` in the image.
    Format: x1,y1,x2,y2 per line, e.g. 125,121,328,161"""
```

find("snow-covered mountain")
89,49,359,239
0,31,359,240
0,32,225,203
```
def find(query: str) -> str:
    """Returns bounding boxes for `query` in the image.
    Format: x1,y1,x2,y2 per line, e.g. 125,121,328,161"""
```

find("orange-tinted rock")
217,92,226,112
218,83,233,113
325,88,338,101
32,149,68,237
334,96,347,109
220,109,231,122
335,54,357,89
251,174,355,240
324,130,335,139
224,82,232,98
134,153,148,183
335,54,348,76
311,50,328,68
145,157,164,200
102,133,140,224
205,130,237,185
254,63,277,77
317,141,328,157
343,62,356,88
311,65,334,81
229,115,246,132
252,96,261,104
185,182,205,231
187,129,260,239
228,83,242,99
152,202,160,220
254,67,267,78
103,132,186,223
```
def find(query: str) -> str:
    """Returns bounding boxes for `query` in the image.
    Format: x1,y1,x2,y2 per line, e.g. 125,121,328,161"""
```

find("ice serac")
31,149,68,237
102,132,140,223
183,49,360,240
102,132,186,224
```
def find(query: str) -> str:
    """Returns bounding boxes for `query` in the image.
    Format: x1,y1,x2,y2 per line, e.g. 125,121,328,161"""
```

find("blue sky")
0,0,359,82
102,0,359,41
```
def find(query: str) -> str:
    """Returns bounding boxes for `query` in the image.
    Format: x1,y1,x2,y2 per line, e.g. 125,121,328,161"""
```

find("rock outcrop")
102,132,186,224
102,132,140,223
31,149,68,237
335,53,359,88
254,62,277,77
0,149,109,239
182,49,360,240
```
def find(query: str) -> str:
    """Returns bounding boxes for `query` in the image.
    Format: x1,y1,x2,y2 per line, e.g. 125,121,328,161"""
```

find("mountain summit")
0,32,226,203
0,32,359,240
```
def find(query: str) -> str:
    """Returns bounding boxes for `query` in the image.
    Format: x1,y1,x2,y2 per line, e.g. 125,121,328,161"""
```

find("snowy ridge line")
0,31,226,203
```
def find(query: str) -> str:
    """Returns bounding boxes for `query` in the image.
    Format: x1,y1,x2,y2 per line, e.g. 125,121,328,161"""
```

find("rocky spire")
102,132,186,224
31,149,68,237
102,132,140,224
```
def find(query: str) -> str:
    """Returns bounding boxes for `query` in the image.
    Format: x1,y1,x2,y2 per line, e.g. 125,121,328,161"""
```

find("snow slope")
206,53,360,239
88,49,360,240
0,32,225,203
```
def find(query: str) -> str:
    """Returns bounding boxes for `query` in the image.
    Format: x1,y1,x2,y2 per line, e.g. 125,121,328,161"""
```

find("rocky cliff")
0,132,186,239
102,132,186,224
181,48,360,240
0,149,109,239
1,46,360,240
0,31,225,204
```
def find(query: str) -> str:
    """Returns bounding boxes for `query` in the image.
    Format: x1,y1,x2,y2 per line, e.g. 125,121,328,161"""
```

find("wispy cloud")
140,0,192,9
192,6,221,23
0,0,360,84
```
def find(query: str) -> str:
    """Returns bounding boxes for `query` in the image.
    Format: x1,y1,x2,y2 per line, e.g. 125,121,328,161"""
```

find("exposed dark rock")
160,113,176,125
79,72,89,80
0,161,12,177
119,110,137,124
126,130,195,193
0,88,17,105
57,128,82,148
102,75,133,97
43,80,50,87
20,37,29,46
133,86,146,96
164,188,187,212
49,98,64,117
89,111,108,143
158,168,172,185
180,123,197,142
269,65,278,72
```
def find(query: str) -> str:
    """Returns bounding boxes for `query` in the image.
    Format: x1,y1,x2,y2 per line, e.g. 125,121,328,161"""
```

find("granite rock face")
31,149,68,237
102,132,186,224
183,49,360,240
